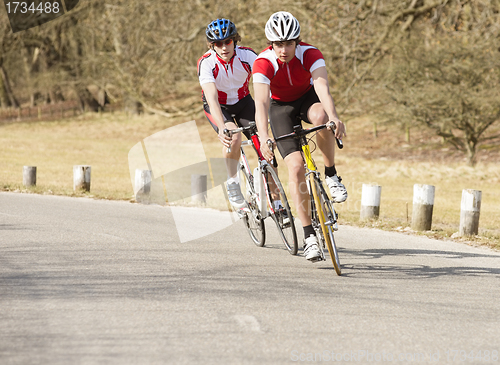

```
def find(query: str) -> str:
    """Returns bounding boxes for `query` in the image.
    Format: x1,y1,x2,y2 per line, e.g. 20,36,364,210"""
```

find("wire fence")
0,101,123,123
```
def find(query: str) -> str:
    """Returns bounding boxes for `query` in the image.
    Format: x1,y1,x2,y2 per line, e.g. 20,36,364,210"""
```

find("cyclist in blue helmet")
205,18,238,43
197,19,259,211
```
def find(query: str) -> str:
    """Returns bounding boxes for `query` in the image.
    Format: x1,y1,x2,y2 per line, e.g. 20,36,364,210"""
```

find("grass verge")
1,111,498,250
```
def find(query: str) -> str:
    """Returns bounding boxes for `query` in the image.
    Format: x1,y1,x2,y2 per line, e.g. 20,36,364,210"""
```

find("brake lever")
223,128,232,153
266,139,274,150
267,139,278,168
327,121,344,150
336,138,343,149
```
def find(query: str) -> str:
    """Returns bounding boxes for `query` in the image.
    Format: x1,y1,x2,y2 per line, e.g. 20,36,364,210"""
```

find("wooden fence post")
191,174,207,204
23,166,37,187
459,189,482,236
360,184,382,220
412,184,435,231
134,169,151,203
73,165,91,192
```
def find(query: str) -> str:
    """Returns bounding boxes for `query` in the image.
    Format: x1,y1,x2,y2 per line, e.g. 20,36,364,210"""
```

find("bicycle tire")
310,177,341,275
239,164,266,247
263,164,298,255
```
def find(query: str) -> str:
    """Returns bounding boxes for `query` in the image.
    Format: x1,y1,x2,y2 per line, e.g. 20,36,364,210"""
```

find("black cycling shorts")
203,94,255,140
269,86,321,159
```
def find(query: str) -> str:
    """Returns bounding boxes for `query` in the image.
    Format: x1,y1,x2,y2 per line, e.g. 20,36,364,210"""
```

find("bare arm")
253,82,274,161
312,66,346,139
201,82,232,147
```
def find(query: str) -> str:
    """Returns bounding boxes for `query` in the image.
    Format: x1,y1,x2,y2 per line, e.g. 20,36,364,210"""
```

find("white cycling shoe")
303,235,321,262
325,175,348,203
227,182,247,210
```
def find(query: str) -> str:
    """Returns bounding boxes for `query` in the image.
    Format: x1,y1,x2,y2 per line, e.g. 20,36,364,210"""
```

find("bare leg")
307,103,336,167
222,122,242,178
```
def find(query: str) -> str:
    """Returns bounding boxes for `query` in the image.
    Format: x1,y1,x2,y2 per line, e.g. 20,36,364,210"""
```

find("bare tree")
0,20,20,108
385,1,500,166
1,0,499,152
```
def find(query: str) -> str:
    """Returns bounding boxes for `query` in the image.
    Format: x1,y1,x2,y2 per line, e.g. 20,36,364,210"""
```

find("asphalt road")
1,192,499,364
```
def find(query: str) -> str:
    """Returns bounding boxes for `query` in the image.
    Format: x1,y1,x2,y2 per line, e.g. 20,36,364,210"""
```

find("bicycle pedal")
309,256,323,263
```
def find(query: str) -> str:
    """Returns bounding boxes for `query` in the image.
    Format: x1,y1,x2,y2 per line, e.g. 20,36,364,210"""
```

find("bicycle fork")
307,172,340,261
304,172,324,261
239,147,272,219
252,165,267,217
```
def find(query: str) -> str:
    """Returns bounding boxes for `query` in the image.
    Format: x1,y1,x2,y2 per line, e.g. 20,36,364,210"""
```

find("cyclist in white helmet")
253,11,347,262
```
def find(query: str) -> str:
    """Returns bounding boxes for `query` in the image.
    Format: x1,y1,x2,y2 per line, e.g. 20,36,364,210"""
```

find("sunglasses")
213,39,233,47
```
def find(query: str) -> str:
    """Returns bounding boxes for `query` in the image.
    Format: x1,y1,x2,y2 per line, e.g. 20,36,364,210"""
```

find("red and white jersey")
197,46,258,105
252,42,326,102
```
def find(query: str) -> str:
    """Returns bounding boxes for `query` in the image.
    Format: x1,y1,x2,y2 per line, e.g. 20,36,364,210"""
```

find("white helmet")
265,11,301,42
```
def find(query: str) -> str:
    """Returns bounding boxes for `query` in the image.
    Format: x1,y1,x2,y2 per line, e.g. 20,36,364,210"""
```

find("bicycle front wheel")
311,177,341,275
263,164,298,255
239,164,266,247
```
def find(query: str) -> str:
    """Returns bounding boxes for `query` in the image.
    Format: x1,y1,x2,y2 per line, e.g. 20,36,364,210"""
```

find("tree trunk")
76,87,100,112
467,148,477,167
22,47,36,108
0,65,19,108
0,74,10,108
465,135,478,167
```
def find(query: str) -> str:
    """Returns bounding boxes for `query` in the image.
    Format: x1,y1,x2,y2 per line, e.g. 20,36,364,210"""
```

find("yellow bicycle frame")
302,144,317,172
302,143,326,243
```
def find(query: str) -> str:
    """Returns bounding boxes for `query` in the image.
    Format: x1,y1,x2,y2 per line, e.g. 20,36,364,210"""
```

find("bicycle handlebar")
225,121,343,152
223,121,277,167
274,122,344,149
223,122,257,153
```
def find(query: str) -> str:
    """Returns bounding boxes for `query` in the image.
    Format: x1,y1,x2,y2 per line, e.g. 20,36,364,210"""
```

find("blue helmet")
206,19,237,42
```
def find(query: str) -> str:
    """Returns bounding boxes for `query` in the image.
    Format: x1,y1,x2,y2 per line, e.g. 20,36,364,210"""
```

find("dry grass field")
1,110,499,249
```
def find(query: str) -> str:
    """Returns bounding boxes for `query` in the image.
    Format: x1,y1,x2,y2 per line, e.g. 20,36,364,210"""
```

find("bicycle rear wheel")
263,164,298,255
239,165,266,247
311,177,341,275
